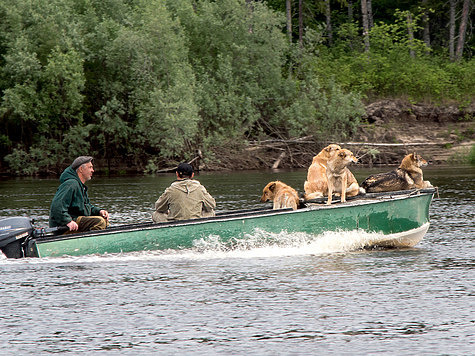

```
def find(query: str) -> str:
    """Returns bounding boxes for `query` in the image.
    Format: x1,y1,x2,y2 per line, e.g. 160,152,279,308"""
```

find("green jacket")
154,179,216,221
49,166,102,227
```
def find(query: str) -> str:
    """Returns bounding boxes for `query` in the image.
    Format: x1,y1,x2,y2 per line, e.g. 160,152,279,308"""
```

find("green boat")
0,188,436,258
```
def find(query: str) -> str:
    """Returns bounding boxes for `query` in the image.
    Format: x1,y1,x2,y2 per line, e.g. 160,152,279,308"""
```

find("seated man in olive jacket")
152,163,216,222
49,156,109,233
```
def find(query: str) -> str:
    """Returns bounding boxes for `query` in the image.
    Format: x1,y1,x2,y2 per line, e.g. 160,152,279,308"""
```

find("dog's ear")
269,182,276,192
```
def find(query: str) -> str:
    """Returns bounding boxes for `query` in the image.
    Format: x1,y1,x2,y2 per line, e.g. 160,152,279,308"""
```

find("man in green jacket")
49,156,109,232
152,163,216,222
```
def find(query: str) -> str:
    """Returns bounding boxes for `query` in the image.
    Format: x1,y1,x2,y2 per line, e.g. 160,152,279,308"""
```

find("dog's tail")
304,191,324,201
278,193,298,210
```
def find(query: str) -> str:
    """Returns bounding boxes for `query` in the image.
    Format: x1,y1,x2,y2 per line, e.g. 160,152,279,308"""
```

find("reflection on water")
0,165,474,355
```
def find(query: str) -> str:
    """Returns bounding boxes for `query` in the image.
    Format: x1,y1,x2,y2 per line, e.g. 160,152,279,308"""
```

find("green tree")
0,0,87,173
170,0,290,141
130,0,199,161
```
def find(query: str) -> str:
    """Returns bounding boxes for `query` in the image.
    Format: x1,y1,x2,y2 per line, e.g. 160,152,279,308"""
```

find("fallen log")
272,152,286,169
340,142,453,146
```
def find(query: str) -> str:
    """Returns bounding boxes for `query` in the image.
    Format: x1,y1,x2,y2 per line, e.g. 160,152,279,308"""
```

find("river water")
0,166,474,355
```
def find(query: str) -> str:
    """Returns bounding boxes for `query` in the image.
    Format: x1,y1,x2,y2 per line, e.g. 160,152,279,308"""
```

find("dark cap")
176,162,193,177
71,156,93,170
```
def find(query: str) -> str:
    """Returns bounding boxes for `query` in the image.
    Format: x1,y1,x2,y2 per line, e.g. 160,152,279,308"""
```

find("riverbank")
204,100,475,171
0,100,473,177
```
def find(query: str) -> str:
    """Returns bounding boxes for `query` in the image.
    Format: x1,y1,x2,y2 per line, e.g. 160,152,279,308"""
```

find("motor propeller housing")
0,217,34,258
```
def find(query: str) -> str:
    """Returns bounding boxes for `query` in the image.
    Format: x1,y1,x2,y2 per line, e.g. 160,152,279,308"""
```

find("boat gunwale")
34,188,437,245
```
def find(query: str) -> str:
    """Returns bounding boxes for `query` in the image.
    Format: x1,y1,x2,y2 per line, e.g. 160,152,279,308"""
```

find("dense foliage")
0,0,473,175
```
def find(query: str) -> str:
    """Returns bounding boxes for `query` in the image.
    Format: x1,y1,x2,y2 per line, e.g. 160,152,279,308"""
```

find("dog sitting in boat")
304,144,341,200
261,181,300,210
326,148,360,205
361,153,432,193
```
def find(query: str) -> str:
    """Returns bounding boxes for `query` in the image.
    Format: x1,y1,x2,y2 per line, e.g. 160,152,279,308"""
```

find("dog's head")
325,144,342,152
313,144,341,162
261,181,281,202
401,153,428,169
334,148,358,165
321,144,341,159
411,153,428,167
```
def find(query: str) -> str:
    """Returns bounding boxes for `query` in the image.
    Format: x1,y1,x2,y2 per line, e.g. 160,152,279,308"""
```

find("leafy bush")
312,8,474,103
279,77,364,139
4,125,92,175
5,140,63,176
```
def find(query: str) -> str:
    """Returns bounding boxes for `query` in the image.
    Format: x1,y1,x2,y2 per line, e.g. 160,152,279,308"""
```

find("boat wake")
0,228,396,264
190,228,391,258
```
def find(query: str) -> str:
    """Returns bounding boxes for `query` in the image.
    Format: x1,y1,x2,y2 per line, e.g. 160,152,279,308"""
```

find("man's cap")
71,156,93,170
176,162,193,177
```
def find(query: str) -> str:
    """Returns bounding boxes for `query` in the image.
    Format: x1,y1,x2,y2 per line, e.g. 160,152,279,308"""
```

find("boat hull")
31,189,435,258
361,222,430,249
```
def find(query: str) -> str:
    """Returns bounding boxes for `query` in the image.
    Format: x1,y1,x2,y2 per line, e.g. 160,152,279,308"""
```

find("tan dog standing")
326,149,360,205
304,144,341,200
361,153,432,193
261,181,300,210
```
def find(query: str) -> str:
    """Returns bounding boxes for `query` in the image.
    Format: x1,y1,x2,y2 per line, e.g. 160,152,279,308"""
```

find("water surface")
0,166,474,355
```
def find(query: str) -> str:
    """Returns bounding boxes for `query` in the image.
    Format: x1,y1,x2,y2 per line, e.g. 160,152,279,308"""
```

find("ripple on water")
0,167,474,355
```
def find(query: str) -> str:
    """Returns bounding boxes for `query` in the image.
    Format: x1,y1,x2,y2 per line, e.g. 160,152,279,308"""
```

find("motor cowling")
0,217,34,258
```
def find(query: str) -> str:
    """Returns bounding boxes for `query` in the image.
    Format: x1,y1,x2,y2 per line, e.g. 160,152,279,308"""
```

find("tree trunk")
449,0,456,61
421,0,431,54
455,0,471,60
286,0,292,43
407,12,416,58
246,0,254,34
298,0,303,48
361,0,370,52
325,0,333,45
367,0,374,28
348,0,353,22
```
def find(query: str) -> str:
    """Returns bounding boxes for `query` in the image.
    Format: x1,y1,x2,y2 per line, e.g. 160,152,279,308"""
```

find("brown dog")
261,181,300,210
304,144,341,200
326,149,360,205
361,153,432,193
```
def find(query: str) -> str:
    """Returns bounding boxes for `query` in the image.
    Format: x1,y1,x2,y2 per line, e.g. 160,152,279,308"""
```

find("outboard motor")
0,217,34,258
